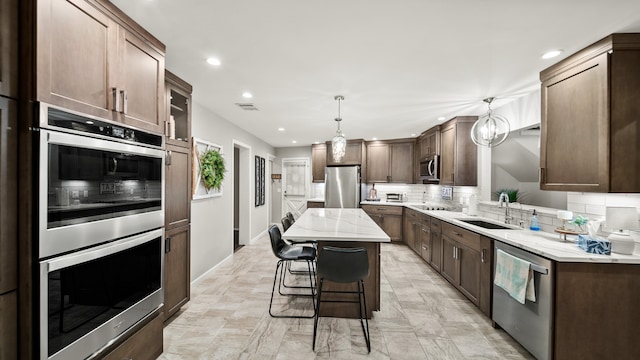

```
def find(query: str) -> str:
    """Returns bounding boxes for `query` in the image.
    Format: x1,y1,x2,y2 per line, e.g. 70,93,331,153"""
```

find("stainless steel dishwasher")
492,241,554,360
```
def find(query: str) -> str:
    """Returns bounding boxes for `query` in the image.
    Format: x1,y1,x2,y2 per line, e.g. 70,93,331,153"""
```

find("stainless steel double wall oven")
36,103,165,359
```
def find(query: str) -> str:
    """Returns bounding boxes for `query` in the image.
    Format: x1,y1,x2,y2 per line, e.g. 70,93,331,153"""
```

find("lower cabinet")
419,216,431,262
164,225,190,320
402,208,420,251
362,204,402,242
441,222,482,306
479,236,493,317
0,291,17,360
429,218,442,272
307,201,324,208
103,309,164,360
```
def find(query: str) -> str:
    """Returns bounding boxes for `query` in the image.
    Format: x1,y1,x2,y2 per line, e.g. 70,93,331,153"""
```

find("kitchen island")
282,208,390,318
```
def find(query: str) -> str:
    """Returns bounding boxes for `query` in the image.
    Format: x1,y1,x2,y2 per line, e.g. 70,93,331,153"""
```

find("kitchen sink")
459,219,518,230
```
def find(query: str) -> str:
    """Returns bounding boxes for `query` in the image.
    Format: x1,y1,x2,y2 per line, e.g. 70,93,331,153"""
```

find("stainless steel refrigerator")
324,166,361,208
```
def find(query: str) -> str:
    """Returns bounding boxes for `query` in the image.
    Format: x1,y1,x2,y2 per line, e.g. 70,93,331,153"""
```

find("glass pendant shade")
332,128,346,162
331,95,347,162
471,97,510,147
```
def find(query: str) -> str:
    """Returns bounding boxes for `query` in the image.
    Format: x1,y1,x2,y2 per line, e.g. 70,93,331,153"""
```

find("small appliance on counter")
386,193,405,202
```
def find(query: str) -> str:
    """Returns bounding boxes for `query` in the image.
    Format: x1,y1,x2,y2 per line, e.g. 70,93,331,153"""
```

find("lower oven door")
40,229,164,360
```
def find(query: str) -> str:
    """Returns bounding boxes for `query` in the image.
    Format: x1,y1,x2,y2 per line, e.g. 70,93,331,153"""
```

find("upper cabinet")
166,70,192,148
366,139,414,183
540,33,640,192
0,0,18,98
36,0,165,134
418,126,440,159
440,116,478,186
311,143,326,182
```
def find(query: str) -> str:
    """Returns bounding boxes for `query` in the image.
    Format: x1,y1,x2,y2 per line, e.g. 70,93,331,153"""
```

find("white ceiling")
112,0,640,148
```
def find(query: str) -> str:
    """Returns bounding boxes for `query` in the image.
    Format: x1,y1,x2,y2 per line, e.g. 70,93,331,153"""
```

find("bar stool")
286,211,295,223
268,225,316,318
312,246,371,353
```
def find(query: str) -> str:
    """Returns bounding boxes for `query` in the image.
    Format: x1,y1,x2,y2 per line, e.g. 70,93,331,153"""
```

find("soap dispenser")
530,209,540,231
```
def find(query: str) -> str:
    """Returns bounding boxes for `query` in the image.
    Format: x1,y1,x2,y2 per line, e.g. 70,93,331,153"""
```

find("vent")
235,103,259,111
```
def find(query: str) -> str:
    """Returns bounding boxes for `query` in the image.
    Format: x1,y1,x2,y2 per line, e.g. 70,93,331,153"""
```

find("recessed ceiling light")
438,116,446,121
242,92,253,99
314,141,321,144
206,57,221,66
372,137,378,140
411,133,416,137
278,127,285,132
541,50,563,59
292,140,297,144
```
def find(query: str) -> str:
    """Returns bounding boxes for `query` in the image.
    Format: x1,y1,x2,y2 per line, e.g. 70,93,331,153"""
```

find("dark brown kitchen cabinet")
0,0,18,98
311,143,326,182
362,204,402,242
164,225,190,320
419,217,431,262
429,218,442,272
540,33,640,192
326,139,366,167
366,139,414,183
440,222,482,307
0,97,17,295
0,291,17,359
102,308,163,360
306,201,324,209
403,208,420,251
479,236,493,317
36,0,166,134
165,144,191,230
166,70,192,148
440,117,477,186
418,126,440,159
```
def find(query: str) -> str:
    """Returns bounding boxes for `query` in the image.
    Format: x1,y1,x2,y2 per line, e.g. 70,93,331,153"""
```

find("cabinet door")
327,140,363,166
389,142,414,183
478,236,493,317
0,291,17,359
165,144,191,230
0,0,18,98
454,120,477,186
419,224,431,261
37,0,118,120
0,97,17,294
103,310,163,360
164,225,190,320
311,144,326,182
540,53,609,192
366,143,390,182
430,230,442,272
440,124,455,185
382,214,403,242
402,211,415,249
118,28,165,134
166,71,192,148
457,242,481,305
440,235,457,285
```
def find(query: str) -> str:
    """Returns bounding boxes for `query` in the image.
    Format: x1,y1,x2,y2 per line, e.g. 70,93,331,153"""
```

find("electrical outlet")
83,190,88,198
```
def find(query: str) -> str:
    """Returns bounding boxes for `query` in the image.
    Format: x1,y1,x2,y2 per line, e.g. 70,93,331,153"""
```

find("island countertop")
282,208,391,242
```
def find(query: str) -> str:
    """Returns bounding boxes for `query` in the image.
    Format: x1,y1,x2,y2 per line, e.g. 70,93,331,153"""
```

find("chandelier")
470,97,510,147
331,95,346,162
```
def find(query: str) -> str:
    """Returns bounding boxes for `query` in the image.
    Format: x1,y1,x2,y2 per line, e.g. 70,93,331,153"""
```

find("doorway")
233,141,251,252
281,158,310,219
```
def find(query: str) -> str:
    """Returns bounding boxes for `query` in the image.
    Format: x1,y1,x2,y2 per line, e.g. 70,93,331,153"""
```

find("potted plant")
495,188,520,203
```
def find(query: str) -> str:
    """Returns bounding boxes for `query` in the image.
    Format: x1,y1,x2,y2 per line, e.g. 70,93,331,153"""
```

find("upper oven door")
419,155,439,182
39,129,165,259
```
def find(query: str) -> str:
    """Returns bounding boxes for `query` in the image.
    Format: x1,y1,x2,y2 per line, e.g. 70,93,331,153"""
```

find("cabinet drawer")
431,218,441,233
103,310,163,360
362,204,403,216
442,222,480,251
404,208,421,221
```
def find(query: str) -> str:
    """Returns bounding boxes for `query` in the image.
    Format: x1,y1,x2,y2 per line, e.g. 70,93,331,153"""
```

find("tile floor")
159,234,534,359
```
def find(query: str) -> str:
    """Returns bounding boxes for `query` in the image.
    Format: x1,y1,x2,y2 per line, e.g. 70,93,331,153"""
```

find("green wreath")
200,149,225,191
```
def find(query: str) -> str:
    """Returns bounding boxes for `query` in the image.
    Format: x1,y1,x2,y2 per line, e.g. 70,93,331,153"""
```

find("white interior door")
281,158,309,219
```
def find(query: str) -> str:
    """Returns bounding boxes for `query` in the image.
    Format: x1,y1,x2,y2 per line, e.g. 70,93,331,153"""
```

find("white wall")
190,99,275,281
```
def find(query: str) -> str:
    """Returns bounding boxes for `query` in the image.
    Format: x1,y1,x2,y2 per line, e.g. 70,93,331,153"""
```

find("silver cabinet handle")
166,150,172,165
481,249,486,263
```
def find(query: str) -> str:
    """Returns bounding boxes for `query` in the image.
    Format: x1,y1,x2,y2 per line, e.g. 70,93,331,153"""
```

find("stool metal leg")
269,259,316,319
312,278,324,351
358,280,371,353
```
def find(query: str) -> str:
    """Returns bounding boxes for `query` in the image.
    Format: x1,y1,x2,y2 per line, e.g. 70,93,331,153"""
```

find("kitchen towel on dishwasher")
494,249,536,304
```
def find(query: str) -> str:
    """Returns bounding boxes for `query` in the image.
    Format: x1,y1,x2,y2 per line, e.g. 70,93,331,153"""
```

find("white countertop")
401,205,640,264
283,208,391,243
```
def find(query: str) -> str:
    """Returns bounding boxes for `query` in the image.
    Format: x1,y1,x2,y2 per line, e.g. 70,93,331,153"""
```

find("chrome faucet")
498,192,514,224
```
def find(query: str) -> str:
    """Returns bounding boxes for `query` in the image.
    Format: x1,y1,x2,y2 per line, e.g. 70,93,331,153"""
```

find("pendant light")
470,97,510,147
331,95,347,162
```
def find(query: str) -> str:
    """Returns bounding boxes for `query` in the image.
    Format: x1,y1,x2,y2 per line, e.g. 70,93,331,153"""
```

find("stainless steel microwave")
419,154,439,182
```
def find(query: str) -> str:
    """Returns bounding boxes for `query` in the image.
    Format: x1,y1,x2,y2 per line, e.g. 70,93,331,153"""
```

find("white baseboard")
251,228,268,244
190,253,233,286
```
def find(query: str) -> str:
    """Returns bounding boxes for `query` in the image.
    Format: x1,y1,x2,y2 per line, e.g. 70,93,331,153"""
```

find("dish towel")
494,249,536,304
